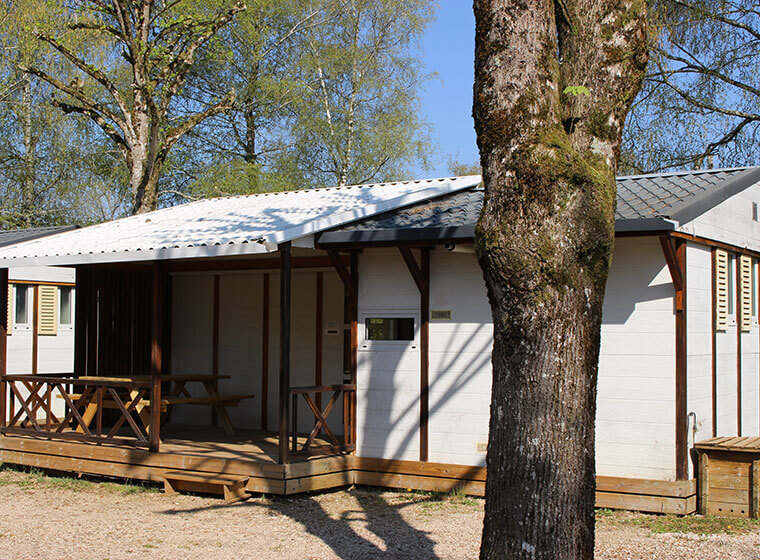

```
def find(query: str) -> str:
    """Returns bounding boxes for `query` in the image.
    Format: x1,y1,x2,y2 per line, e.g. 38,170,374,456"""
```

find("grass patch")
0,463,159,495
596,508,760,535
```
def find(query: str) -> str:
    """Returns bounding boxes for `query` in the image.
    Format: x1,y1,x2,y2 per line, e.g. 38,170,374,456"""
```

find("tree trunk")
130,152,163,214
473,2,648,559
20,73,35,228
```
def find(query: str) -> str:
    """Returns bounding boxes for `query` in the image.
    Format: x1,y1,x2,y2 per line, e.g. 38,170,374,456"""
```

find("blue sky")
415,2,478,178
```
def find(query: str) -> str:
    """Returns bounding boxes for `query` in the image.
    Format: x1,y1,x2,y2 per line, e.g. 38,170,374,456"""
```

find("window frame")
58,286,73,329
13,284,31,331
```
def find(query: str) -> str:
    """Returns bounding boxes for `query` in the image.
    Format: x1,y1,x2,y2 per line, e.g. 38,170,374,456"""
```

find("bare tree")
23,0,245,214
473,1,648,558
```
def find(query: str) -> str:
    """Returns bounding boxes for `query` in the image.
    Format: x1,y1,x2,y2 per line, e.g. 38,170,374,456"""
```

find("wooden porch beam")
0,268,8,429
399,247,431,462
279,242,292,465
149,263,167,453
659,235,684,295
326,250,356,298
169,255,349,273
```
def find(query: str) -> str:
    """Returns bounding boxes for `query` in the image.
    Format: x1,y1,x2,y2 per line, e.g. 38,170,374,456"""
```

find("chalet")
0,167,758,512
0,227,77,378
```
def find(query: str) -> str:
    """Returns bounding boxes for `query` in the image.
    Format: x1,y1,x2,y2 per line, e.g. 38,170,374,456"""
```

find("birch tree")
473,1,648,558
280,0,435,188
23,0,245,214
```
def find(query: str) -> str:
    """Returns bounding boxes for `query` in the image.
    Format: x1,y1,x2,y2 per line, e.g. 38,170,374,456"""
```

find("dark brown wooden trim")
31,285,39,375
169,255,348,273
74,267,87,377
349,252,358,447
674,239,688,480
737,256,743,436
278,242,292,465
420,249,430,462
261,273,270,431
315,272,323,410
0,268,8,429
9,280,76,287
671,231,760,259
211,275,220,427
711,249,718,437
150,263,166,453
326,250,356,298
659,236,684,293
398,247,430,462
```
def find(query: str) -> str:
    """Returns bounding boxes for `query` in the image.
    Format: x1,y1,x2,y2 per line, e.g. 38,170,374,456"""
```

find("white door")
356,311,420,461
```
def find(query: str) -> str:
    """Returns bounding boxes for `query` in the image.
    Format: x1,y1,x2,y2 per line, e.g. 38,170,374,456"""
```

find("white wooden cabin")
0,169,758,512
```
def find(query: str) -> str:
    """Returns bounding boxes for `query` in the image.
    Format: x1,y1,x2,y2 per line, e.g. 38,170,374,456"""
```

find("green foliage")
623,0,760,173
562,85,590,97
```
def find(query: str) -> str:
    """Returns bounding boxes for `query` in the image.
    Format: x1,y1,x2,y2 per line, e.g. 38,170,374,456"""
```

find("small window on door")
14,285,29,328
59,286,72,326
365,317,415,341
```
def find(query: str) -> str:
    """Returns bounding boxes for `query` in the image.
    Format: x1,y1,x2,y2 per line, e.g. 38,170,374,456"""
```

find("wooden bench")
162,471,250,503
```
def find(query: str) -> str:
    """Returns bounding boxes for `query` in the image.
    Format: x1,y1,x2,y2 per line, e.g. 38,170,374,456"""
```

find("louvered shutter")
37,285,57,335
715,249,729,331
6,283,11,335
740,255,753,331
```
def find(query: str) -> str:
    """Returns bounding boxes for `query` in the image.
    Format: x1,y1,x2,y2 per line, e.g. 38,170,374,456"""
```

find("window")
365,317,415,341
59,286,72,325
14,285,29,326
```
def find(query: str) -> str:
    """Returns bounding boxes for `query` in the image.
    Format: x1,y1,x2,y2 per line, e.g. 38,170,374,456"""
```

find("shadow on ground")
160,487,458,559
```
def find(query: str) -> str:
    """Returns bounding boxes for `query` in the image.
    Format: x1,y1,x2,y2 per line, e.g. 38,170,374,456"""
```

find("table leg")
203,381,236,436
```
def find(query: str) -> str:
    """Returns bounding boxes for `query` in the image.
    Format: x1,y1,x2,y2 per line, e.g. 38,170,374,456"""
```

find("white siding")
686,243,713,480
9,266,74,284
357,249,421,461
597,237,677,480
428,251,492,466
679,180,760,250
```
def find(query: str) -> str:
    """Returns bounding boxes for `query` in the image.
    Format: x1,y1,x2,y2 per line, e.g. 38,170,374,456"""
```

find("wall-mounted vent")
476,442,488,454
431,309,452,321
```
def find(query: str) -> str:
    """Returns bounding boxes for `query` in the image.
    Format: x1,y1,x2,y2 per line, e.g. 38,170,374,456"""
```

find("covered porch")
0,244,362,494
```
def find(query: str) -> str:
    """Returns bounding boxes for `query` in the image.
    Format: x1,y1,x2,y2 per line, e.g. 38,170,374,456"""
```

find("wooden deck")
0,429,697,513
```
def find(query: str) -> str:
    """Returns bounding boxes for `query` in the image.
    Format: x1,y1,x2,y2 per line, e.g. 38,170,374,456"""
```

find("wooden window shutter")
715,249,729,331
37,285,57,335
740,255,753,331
6,283,11,335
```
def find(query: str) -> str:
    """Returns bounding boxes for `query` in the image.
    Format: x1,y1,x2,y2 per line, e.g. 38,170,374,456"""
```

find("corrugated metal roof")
321,167,760,241
0,225,77,248
0,177,481,266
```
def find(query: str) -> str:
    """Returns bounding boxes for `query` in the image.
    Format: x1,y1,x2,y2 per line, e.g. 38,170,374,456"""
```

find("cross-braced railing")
0,375,153,447
290,383,356,456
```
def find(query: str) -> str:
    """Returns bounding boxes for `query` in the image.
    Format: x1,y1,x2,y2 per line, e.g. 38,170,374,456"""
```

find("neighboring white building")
1,169,759,513
0,227,77,376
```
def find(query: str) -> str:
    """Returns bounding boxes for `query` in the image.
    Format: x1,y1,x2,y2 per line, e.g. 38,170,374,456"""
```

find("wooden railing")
0,375,153,448
290,383,356,456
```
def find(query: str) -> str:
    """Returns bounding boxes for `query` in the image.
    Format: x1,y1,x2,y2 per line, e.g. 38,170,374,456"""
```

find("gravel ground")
0,470,759,559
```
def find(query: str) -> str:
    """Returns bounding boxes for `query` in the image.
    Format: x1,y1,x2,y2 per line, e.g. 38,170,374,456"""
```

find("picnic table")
69,374,255,437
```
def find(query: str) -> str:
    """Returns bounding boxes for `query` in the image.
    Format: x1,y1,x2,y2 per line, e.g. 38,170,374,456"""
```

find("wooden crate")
695,437,760,518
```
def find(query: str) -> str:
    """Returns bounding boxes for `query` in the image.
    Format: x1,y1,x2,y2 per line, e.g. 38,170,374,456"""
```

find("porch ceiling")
0,177,481,267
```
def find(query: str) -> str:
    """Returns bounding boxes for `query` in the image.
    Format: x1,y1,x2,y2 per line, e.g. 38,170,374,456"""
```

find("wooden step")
162,471,250,503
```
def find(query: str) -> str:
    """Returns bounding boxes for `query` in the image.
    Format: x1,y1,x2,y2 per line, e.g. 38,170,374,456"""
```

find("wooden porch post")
278,242,292,465
150,262,166,453
349,252,358,446
0,268,8,429
399,247,430,462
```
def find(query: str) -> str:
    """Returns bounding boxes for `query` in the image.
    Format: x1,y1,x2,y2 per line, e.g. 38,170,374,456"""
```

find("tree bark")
20,72,35,227
473,1,647,559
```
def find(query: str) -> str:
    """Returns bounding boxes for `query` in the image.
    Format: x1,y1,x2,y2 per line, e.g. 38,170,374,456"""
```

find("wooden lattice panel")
715,249,729,331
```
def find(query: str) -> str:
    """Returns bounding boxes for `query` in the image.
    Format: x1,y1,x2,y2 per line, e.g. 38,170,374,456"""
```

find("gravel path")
0,470,758,559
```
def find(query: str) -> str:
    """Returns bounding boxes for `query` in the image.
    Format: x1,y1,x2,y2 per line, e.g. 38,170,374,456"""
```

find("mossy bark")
473,1,648,559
